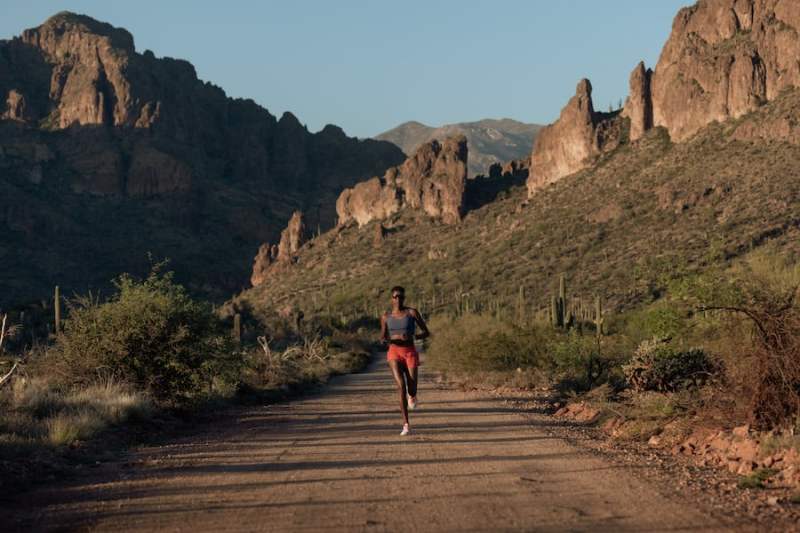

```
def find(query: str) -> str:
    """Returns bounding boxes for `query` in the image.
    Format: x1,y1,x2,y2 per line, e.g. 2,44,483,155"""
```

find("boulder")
336,135,468,226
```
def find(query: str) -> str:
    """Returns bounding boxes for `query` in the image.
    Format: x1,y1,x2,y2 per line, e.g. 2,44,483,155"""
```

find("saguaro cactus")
594,294,604,338
54,285,61,335
233,313,242,345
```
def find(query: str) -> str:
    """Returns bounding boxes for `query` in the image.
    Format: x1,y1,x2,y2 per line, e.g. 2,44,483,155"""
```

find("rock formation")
375,118,541,178
336,136,468,226
250,211,309,286
250,243,278,287
276,211,307,263
526,0,800,196
649,0,800,142
527,80,622,196
0,12,405,307
622,62,653,142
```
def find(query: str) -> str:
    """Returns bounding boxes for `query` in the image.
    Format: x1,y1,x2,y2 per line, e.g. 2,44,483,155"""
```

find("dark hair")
391,286,405,295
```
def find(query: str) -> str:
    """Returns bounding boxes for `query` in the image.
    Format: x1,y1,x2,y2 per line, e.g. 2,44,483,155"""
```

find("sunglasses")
392,294,404,299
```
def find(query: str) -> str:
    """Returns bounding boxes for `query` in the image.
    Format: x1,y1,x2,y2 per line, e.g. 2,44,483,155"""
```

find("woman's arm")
380,313,389,344
410,309,430,340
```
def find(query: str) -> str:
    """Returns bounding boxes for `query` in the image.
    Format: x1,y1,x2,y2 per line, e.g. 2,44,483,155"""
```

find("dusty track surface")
8,355,751,532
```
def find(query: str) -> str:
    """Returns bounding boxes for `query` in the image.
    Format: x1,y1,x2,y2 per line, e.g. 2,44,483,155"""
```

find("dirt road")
10,355,747,532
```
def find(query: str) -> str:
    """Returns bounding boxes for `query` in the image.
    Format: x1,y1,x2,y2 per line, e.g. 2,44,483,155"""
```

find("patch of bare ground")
489,387,800,530
0,357,762,532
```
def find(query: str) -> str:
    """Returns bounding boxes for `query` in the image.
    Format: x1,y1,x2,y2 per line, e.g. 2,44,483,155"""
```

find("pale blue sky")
2,1,689,138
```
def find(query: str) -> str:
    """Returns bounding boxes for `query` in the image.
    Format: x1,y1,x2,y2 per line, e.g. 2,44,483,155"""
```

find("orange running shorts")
387,344,420,368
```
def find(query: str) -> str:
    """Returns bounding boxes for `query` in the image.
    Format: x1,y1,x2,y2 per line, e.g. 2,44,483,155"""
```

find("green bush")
544,332,615,393
426,313,543,373
50,266,240,404
623,337,715,392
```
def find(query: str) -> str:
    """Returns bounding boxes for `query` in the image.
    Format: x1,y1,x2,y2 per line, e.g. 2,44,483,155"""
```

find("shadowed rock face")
336,136,468,226
0,12,404,306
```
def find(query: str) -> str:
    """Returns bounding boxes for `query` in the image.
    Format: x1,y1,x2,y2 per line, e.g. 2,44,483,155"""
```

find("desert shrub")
677,250,800,428
49,266,240,404
544,331,627,394
426,313,543,373
623,337,715,392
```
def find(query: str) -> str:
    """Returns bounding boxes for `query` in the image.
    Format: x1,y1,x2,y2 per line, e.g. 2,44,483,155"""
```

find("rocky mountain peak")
25,12,136,55
526,0,800,196
0,13,406,306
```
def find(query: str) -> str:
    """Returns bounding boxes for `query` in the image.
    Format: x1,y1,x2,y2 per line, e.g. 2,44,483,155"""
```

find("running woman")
380,286,430,436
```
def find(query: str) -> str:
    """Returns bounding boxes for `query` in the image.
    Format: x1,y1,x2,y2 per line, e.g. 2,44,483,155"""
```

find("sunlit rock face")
336,135,468,226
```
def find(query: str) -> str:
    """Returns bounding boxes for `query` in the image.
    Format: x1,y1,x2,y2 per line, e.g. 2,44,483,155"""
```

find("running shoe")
408,396,417,410
400,423,410,436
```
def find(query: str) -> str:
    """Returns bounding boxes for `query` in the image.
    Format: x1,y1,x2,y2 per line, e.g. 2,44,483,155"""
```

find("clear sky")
2,1,690,138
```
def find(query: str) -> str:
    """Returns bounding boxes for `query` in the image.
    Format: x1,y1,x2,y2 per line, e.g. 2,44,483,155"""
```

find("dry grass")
0,378,152,455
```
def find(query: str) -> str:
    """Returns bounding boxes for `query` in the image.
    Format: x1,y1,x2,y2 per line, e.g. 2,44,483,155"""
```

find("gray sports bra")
387,311,415,337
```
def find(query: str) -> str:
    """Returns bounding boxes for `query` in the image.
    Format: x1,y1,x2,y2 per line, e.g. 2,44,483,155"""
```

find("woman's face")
391,291,405,305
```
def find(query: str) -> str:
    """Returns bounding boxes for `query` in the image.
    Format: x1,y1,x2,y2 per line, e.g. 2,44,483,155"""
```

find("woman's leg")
407,365,418,400
388,360,409,425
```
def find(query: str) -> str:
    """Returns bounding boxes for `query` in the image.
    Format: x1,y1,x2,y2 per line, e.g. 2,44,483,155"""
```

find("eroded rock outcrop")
250,211,309,287
527,80,622,196
250,243,278,287
276,211,307,262
649,0,800,142
526,0,800,197
622,62,653,142
336,136,468,226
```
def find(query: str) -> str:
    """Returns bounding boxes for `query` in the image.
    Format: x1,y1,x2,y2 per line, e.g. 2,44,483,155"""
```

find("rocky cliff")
650,0,800,143
527,0,800,196
376,118,541,178
0,12,405,306
528,80,623,195
336,136,468,226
